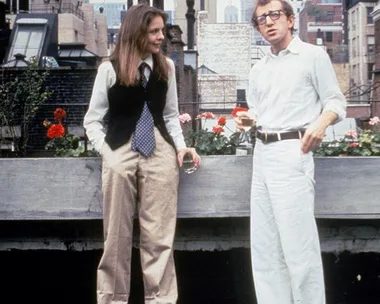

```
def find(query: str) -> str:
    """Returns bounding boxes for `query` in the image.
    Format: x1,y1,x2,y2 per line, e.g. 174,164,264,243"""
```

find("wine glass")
182,153,198,174
236,118,255,155
241,118,255,132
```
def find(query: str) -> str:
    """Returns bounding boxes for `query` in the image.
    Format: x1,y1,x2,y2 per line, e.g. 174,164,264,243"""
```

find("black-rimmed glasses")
253,10,284,26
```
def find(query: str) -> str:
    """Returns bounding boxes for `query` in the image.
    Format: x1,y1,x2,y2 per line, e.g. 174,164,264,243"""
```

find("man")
236,0,346,303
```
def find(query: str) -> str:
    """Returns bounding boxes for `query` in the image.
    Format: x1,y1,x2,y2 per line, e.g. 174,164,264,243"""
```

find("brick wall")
198,74,237,111
333,63,350,95
0,67,97,151
197,11,251,93
298,2,346,63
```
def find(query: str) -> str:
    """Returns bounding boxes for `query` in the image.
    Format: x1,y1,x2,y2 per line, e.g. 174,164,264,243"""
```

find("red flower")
47,124,65,139
349,142,359,148
231,107,248,117
212,125,224,134
54,108,67,123
218,116,227,126
196,112,215,119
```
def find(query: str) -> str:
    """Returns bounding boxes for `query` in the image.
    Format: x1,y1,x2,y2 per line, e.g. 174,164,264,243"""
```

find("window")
352,65,357,85
224,5,238,23
326,32,333,42
200,0,205,11
367,63,374,81
368,36,375,54
326,11,333,22
352,37,356,57
351,10,356,30
7,18,47,62
367,7,374,24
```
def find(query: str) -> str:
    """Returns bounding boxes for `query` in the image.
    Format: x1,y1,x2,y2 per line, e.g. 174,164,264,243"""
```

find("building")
2,0,107,67
173,0,217,47
347,0,377,101
370,0,380,117
299,0,345,62
196,11,251,111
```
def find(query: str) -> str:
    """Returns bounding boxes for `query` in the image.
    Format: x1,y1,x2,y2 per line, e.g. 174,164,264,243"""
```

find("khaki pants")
97,129,179,304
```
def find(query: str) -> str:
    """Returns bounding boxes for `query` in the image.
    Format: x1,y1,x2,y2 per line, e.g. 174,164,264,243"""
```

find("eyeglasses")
253,10,284,26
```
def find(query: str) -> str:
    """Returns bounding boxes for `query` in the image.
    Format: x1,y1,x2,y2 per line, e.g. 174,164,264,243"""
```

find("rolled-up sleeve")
83,61,115,153
163,58,186,150
313,49,347,123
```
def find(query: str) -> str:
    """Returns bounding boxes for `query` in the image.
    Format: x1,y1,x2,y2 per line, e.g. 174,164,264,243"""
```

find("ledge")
0,156,379,220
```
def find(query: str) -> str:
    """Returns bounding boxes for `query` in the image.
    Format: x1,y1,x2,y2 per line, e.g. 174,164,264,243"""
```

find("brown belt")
256,130,305,144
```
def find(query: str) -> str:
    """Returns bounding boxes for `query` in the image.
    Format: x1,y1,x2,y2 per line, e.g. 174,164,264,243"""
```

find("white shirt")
248,36,346,132
83,55,186,153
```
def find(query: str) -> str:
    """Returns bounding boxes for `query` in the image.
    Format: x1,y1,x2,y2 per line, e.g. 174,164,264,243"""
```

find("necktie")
132,62,156,157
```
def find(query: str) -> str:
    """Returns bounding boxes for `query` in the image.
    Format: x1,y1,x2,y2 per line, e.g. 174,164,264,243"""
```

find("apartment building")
299,0,346,62
370,0,380,116
347,0,377,100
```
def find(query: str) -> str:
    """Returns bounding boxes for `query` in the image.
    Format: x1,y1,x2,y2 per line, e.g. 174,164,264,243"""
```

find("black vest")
105,66,176,151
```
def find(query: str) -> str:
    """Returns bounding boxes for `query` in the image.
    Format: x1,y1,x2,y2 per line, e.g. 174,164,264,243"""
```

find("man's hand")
301,122,326,153
235,111,255,131
301,111,338,153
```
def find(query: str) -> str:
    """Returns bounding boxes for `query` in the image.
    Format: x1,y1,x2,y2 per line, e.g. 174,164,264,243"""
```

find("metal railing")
30,3,84,21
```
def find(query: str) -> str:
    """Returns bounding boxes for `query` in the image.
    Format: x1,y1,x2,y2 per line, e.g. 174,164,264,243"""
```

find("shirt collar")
139,54,153,70
265,36,301,62
286,36,301,54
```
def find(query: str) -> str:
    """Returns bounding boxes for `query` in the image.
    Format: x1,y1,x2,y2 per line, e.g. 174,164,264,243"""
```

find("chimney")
153,0,164,10
0,2,6,29
186,0,195,49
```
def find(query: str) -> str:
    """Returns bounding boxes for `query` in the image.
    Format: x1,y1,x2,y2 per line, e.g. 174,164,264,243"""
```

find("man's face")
255,0,294,48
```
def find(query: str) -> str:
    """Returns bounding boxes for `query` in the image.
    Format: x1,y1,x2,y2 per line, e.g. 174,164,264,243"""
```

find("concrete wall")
1,156,380,220
1,156,380,253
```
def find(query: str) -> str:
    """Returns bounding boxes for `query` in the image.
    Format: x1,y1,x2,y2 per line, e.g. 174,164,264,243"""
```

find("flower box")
0,156,379,220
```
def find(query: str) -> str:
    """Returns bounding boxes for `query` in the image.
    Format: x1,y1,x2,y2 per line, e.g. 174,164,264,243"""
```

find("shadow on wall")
1,249,380,303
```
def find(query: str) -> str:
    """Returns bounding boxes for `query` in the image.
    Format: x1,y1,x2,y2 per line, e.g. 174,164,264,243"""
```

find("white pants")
250,139,325,304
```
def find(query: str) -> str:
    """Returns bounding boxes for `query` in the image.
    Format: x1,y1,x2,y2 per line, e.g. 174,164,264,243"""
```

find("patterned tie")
131,62,156,157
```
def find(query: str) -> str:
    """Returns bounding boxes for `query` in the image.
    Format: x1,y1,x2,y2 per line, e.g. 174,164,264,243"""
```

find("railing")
30,3,84,21
251,46,266,60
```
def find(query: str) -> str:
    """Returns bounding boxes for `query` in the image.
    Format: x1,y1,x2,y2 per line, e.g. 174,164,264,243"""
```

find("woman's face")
142,16,165,59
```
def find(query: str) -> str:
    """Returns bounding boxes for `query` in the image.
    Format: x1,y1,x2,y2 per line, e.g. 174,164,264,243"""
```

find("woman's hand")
177,147,201,168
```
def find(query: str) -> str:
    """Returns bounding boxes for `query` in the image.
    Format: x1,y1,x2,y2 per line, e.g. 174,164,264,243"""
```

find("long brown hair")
110,4,169,86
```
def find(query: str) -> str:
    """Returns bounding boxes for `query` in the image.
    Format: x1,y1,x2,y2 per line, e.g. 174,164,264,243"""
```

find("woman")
83,4,200,304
